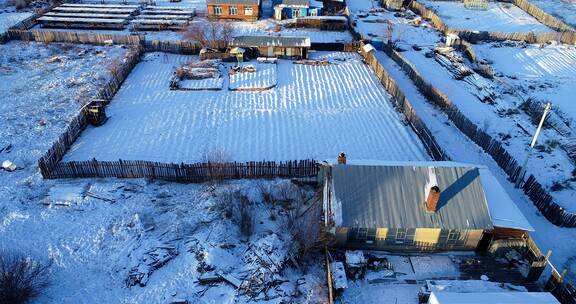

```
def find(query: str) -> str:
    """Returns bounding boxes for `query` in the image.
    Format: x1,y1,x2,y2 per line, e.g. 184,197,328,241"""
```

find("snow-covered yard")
528,0,576,28
0,41,126,189
419,0,553,33
0,11,32,33
64,51,430,163
339,252,531,304
474,42,576,123
1,177,328,303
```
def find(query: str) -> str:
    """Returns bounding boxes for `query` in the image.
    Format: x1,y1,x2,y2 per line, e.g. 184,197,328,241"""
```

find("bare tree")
182,22,234,49
0,252,52,304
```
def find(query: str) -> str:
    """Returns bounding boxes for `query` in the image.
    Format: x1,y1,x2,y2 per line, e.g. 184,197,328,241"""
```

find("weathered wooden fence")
409,0,576,45
46,159,318,182
360,44,447,161
376,42,576,228
143,39,203,54
8,29,142,45
37,46,142,177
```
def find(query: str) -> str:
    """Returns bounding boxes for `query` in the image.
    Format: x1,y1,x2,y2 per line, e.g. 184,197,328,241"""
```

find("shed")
229,35,311,59
428,292,560,304
323,161,533,252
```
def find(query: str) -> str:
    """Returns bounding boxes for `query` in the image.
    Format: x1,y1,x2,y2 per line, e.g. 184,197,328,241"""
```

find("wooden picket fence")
409,0,576,45
376,42,576,228
46,159,318,182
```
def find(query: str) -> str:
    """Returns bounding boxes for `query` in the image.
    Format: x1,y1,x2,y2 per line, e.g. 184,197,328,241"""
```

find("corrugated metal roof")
276,0,309,6
207,0,259,5
330,164,494,230
230,35,311,47
429,292,560,304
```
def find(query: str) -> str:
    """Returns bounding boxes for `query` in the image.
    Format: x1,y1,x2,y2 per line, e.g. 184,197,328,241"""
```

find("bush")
0,252,51,304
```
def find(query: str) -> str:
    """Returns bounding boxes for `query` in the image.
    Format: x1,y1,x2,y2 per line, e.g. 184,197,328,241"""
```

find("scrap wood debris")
433,46,497,103
126,240,179,287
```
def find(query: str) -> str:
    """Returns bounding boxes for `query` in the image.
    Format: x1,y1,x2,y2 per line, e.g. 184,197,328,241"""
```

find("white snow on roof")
478,167,534,231
428,292,560,304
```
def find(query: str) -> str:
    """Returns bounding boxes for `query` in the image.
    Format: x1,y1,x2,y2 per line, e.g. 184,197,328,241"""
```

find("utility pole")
515,102,552,188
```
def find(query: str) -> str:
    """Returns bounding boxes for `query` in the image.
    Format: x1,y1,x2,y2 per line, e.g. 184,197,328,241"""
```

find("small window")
310,9,317,16
213,6,222,15
447,230,461,244
395,229,406,244
229,6,238,15
244,6,253,16
292,8,300,17
348,228,376,244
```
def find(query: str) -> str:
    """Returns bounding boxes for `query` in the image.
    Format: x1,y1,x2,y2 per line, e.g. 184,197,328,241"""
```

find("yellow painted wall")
465,229,483,248
335,227,348,245
415,228,441,244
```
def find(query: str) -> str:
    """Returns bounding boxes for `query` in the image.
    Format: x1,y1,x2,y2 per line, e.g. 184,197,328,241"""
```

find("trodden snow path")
65,52,430,163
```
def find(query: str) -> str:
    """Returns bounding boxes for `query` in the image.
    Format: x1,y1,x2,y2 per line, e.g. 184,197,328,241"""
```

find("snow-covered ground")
64,51,430,163
474,42,576,122
1,177,328,303
340,252,530,304
229,63,277,91
0,11,32,32
419,0,553,32
529,0,576,28
0,41,126,187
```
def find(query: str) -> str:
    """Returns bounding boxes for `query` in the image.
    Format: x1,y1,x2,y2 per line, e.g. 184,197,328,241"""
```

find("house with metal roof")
273,0,323,20
206,0,260,21
322,161,533,252
427,291,560,304
229,35,311,59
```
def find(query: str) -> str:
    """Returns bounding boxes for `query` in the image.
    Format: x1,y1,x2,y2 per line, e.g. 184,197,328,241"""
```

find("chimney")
426,186,441,212
337,152,346,165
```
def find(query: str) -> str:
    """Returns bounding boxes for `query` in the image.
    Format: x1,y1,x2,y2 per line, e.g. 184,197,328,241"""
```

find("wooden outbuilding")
207,0,260,21
322,161,534,252
229,35,311,59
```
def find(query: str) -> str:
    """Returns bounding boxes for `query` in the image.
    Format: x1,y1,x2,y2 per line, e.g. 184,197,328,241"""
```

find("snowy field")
64,51,430,163
529,0,576,28
420,0,553,32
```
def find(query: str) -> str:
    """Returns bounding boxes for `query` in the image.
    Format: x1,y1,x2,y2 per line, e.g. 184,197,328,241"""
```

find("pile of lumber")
126,243,178,287
131,6,195,31
38,3,138,30
433,46,497,104
293,59,330,66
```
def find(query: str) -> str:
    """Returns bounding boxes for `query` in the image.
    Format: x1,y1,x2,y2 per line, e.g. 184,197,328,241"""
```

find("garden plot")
419,0,553,32
0,41,126,198
399,44,576,211
65,51,430,163
473,42,576,123
351,8,440,46
529,0,576,28
228,63,277,91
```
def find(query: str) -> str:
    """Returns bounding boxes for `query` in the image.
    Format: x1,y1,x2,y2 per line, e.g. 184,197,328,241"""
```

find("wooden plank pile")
38,3,139,30
131,6,195,31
